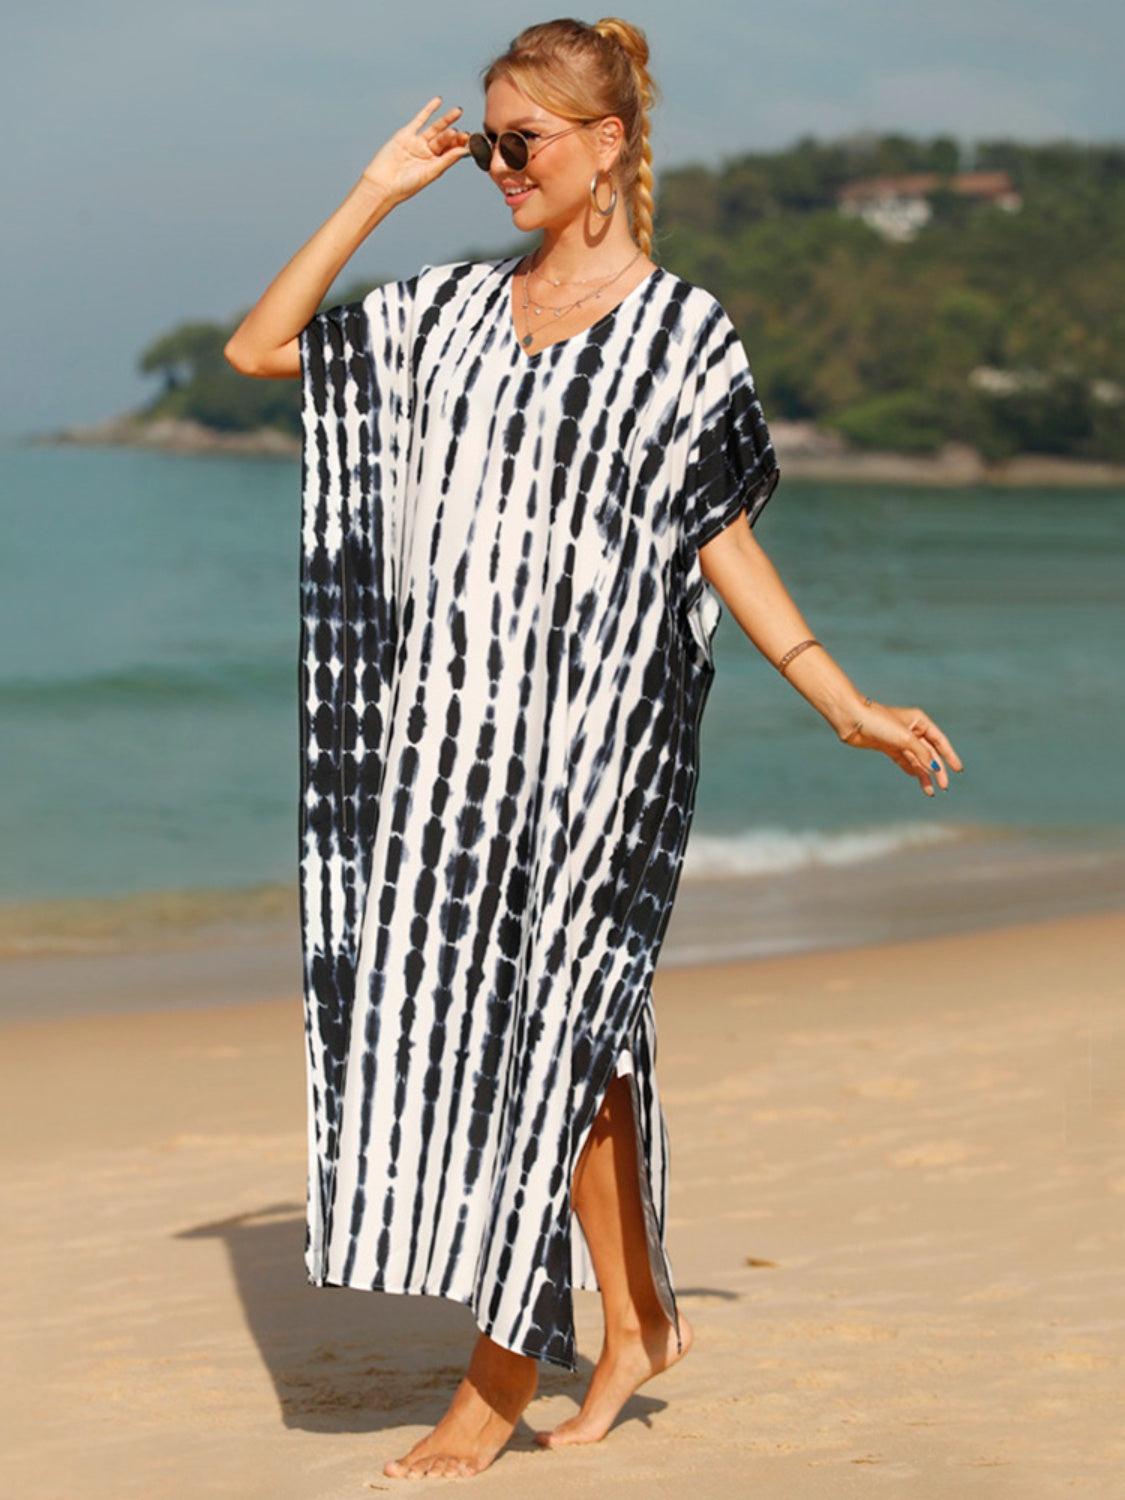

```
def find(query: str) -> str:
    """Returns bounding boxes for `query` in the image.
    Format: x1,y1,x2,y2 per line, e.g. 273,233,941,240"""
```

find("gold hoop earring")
589,170,617,218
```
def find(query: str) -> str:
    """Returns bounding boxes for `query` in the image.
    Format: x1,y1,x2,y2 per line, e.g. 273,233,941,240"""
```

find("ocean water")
2,439,1123,964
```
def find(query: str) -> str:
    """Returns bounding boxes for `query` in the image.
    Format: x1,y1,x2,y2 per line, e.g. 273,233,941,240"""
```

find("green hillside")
138,134,1125,462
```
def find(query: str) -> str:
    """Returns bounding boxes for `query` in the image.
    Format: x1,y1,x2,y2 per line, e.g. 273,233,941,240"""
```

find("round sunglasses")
467,118,604,173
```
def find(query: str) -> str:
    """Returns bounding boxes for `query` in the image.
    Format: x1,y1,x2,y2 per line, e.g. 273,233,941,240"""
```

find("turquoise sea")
2,439,1123,987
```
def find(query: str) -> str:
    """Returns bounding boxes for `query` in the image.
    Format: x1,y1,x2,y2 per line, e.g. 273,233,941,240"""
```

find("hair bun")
593,17,650,70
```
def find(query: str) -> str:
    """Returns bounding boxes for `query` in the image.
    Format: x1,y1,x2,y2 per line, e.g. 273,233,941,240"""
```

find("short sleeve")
674,300,781,662
296,268,426,579
297,269,424,432
678,302,781,563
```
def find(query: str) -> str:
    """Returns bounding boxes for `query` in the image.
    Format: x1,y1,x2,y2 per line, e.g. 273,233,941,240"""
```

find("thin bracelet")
842,695,875,743
775,640,876,739
776,637,823,676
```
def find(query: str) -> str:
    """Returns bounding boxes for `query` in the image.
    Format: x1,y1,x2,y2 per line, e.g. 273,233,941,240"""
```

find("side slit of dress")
566,1004,683,1358
558,572,722,1366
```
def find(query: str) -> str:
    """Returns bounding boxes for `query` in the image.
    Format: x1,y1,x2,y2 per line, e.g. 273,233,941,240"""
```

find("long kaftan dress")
296,253,780,1371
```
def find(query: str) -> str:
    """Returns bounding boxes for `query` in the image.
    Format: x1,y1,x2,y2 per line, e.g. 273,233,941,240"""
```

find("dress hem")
304,1267,581,1373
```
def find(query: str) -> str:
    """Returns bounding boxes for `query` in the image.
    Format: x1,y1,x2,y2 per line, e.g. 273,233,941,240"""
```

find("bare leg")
534,1072,693,1448
383,1331,538,1479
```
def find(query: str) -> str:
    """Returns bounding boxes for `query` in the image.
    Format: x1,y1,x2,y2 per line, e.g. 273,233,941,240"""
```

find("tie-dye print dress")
296,253,780,1371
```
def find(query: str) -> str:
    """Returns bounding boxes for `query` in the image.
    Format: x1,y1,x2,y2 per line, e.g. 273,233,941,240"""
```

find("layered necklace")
516,245,645,350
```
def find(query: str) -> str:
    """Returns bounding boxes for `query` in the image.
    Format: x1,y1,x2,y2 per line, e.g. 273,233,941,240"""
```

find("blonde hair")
479,17,661,260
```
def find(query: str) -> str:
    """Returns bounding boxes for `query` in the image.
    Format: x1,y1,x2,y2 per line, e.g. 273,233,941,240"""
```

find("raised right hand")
359,95,471,206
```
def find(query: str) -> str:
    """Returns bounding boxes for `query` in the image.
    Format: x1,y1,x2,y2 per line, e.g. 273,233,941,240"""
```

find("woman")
225,15,962,1482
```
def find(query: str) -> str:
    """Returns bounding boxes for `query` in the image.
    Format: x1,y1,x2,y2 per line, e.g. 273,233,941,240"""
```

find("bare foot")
383,1329,538,1479
533,1308,693,1448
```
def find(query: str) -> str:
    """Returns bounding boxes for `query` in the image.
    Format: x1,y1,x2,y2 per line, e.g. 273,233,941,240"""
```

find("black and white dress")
296,253,780,1371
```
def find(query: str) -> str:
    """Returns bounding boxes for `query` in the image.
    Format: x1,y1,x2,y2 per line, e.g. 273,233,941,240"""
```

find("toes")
428,1454,476,1478
385,1448,479,1480
416,1454,468,1478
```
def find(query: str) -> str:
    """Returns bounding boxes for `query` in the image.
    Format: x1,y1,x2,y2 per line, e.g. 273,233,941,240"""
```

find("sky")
2,1,1118,440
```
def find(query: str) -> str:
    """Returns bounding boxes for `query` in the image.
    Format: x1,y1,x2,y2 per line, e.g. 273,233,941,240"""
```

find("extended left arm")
700,520,964,797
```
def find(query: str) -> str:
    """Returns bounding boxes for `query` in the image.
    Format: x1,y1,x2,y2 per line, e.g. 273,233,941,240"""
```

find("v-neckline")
504,254,663,362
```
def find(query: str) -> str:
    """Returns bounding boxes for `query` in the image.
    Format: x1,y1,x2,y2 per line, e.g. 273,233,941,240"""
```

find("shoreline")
3,823,1124,1024
21,414,1125,487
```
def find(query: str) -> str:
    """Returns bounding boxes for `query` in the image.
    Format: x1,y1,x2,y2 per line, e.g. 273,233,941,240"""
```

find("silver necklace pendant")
518,248,641,348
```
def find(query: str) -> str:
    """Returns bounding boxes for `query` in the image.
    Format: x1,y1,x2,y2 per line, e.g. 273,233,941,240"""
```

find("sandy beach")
2,907,1123,1498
